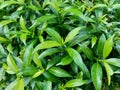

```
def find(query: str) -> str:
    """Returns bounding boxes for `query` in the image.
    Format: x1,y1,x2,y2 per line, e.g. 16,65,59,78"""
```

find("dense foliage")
1,0,120,90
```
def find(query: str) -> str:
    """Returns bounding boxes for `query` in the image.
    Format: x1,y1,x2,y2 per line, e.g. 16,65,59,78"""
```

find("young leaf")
103,36,114,59
103,62,113,85
91,63,103,90
43,81,52,90
33,41,61,52
33,52,42,67
65,79,89,88
67,48,90,78
32,69,44,78
7,54,18,73
58,55,73,65
15,78,24,90
20,34,27,45
7,43,13,54
0,20,14,27
0,36,9,43
45,28,62,44
98,34,106,58
81,45,94,61
48,67,72,77
106,58,120,67
91,36,97,48
20,16,28,32
65,27,84,43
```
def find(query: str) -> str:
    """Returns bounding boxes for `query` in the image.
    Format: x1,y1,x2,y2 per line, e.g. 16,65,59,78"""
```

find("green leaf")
15,78,24,90
43,71,60,83
0,20,14,27
92,4,107,10
0,36,9,43
91,36,97,48
30,14,56,29
20,34,27,45
58,55,73,65
39,48,60,59
81,45,94,61
98,34,106,58
33,52,42,67
46,56,62,70
43,81,52,90
22,66,38,76
7,54,18,73
112,4,120,9
103,36,114,59
0,1,19,9
103,62,113,85
65,27,85,43
48,67,72,77
33,41,61,52
0,68,5,81
23,43,34,66
46,28,62,44
7,43,13,54
65,79,89,88
106,58,120,67
20,16,28,32
91,63,102,90
32,69,44,78
67,48,90,78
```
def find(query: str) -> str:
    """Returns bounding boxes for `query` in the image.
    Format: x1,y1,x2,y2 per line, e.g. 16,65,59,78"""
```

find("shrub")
0,0,120,90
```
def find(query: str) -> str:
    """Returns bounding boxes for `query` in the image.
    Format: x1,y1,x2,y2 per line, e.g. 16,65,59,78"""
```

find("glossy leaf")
98,34,106,58
32,69,44,78
67,48,90,78
103,62,113,85
91,63,102,90
103,36,114,59
105,58,120,67
7,54,18,73
48,67,72,77
81,45,94,61
65,79,89,88
46,28,62,44
33,41,61,52
65,27,85,43
20,16,28,31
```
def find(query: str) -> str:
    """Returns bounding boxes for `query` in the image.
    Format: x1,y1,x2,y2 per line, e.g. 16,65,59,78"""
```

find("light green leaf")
46,28,62,44
91,36,97,48
0,37,9,43
0,20,14,27
67,48,90,78
20,34,27,45
106,58,120,67
32,69,44,78
48,67,72,77
98,34,106,58
103,62,113,85
103,36,114,59
0,68,5,81
112,4,120,9
33,52,42,67
33,41,61,52
58,55,73,65
20,16,28,32
65,79,89,88
65,27,84,43
7,43,13,54
91,63,102,90
0,1,19,9
81,45,94,61
92,4,107,10
16,78,24,90
7,54,18,73
30,14,56,29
